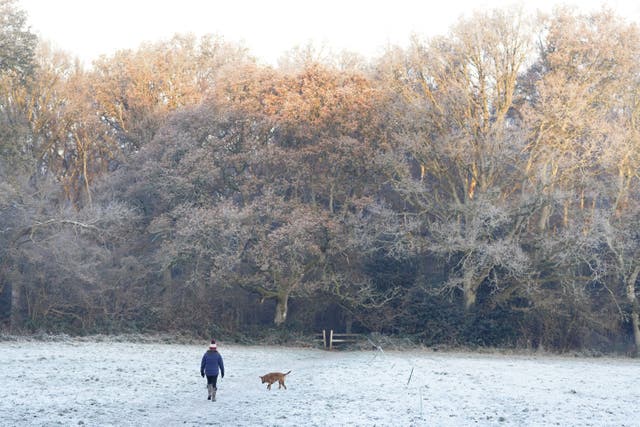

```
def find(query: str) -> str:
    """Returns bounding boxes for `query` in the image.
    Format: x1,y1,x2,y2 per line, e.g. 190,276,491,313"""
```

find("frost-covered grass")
1,338,638,426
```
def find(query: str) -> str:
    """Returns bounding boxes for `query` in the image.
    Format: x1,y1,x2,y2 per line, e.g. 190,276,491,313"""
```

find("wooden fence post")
317,329,363,350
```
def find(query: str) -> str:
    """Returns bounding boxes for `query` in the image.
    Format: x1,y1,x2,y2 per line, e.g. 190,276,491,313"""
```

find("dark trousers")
206,375,218,388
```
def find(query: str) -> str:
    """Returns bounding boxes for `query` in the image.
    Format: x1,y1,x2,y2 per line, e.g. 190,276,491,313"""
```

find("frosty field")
0,339,638,426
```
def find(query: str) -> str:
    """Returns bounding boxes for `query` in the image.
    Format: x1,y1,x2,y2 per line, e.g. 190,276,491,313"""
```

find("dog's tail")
284,370,291,376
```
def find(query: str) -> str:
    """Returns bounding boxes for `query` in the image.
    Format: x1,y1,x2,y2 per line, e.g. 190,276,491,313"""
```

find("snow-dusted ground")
1,339,639,426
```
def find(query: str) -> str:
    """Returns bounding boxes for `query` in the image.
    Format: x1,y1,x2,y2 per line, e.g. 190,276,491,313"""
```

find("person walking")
200,339,224,401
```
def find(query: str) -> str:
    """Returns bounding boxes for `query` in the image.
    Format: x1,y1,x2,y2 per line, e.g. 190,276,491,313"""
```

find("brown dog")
259,371,291,390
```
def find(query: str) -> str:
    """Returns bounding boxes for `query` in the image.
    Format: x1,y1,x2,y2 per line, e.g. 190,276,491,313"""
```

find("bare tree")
382,8,538,310
0,0,37,78
1,163,137,330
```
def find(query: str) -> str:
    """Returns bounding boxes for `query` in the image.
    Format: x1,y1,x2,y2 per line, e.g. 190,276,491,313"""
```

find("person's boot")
207,384,212,400
211,387,217,402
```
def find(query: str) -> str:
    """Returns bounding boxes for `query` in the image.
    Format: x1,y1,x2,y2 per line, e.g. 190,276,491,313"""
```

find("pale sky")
19,0,640,66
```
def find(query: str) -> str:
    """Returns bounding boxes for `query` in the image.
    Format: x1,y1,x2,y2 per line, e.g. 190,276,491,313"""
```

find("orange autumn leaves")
214,62,382,145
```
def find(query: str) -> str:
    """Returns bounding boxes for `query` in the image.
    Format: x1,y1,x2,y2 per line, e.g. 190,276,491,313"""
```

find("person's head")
209,339,217,351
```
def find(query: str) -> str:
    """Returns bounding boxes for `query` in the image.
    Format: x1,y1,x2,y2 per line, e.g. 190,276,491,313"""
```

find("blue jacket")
200,350,224,377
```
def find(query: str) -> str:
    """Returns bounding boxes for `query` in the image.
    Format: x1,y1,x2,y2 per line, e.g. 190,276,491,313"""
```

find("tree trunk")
462,266,492,310
538,204,551,231
10,282,22,331
82,149,92,208
627,266,640,356
273,292,289,325
631,310,640,357
463,281,478,310
345,316,353,334
329,183,335,214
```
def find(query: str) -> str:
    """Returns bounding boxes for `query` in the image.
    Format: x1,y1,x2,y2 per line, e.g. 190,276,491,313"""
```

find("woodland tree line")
1,1,639,354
